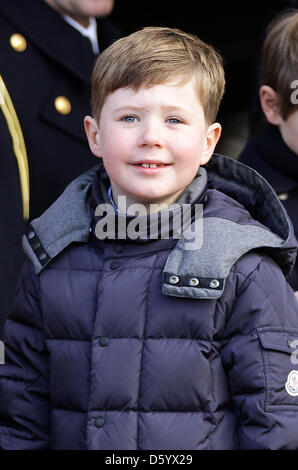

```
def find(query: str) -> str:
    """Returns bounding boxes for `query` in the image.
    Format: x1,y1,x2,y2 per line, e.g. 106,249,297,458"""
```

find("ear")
200,122,222,165
259,85,282,126
84,115,102,158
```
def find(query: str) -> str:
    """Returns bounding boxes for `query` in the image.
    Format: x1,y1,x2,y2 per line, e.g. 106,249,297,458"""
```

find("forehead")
103,80,203,110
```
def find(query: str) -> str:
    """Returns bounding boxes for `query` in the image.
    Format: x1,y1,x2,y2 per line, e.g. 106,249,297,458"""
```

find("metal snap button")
39,253,47,261
94,417,105,428
110,261,120,270
209,279,220,288
278,193,289,201
98,337,109,347
189,277,199,286
287,338,296,349
114,244,124,254
169,275,179,285
28,231,35,240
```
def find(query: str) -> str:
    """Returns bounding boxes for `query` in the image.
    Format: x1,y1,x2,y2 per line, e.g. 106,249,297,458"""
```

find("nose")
137,118,163,148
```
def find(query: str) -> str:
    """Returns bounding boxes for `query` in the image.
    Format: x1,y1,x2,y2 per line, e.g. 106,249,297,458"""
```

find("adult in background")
0,0,122,336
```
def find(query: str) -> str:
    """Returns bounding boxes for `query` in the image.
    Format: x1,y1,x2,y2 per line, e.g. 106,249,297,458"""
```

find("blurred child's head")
84,27,225,211
260,10,298,154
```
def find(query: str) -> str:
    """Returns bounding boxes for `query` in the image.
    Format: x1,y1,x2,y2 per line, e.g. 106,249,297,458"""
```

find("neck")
44,0,90,27
110,189,186,215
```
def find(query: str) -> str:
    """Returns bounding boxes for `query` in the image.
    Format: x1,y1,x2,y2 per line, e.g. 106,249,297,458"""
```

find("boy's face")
85,80,221,211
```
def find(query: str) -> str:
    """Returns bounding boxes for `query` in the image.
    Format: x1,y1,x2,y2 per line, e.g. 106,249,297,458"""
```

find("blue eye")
122,115,138,122
167,117,183,124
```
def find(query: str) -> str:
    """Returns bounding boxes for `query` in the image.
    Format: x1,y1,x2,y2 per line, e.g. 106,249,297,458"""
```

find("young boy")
239,10,298,296
0,26,298,450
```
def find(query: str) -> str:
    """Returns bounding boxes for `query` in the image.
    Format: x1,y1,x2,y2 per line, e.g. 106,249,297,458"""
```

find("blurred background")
109,0,292,159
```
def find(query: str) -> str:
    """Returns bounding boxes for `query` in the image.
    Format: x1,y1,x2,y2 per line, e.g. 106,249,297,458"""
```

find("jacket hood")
22,154,297,299
163,154,297,299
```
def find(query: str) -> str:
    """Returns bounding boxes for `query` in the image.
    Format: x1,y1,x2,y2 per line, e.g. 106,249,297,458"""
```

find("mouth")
130,161,172,169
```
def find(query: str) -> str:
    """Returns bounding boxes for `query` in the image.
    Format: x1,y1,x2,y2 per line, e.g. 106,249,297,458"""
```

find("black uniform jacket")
238,123,298,291
0,0,122,334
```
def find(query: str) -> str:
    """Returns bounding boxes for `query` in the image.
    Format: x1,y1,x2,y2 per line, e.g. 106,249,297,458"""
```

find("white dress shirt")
63,15,99,55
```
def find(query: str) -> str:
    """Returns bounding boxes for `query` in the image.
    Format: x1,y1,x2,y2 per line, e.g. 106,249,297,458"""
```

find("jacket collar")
88,164,208,246
22,155,297,299
255,124,298,193
0,0,96,84
258,124,298,179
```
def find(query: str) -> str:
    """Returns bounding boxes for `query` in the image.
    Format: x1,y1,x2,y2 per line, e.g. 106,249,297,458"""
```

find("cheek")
282,124,298,155
280,111,298,155
175,138,205,165
178,127,205,152
289,123,298,155
99,126,125,159
173,146,202,180
99,134,129,176
102,140,122,158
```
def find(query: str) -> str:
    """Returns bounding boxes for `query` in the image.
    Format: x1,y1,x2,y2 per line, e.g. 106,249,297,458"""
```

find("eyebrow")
113,105,188,113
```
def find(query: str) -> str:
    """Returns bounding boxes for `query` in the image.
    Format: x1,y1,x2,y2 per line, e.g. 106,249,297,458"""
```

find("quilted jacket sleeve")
0,260,50,449
220,252,298,450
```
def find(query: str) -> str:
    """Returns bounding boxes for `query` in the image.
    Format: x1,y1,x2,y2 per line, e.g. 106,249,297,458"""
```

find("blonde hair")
261,10,298,119
91,26,225,124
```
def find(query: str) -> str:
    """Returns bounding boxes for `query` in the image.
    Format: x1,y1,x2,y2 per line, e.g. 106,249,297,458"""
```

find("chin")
138,192,168,203
89,0,114,17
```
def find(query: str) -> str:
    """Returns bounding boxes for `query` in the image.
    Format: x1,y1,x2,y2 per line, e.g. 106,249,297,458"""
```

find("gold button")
10,33,27,52
278,192,289,201
54,96,71,115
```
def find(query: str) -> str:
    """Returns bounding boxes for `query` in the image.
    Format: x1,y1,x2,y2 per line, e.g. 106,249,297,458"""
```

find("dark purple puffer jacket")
0,154,298,450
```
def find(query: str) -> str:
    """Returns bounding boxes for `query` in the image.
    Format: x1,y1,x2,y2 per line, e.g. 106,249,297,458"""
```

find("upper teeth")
141,163,158,168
